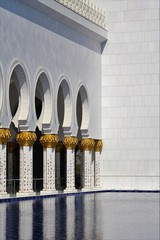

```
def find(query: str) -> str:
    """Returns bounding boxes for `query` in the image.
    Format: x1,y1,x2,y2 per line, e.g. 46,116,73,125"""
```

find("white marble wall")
94,0,160,189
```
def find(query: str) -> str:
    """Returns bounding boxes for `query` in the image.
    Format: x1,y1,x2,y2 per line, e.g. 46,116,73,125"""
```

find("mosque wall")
0,0,102,139
93,0,160,189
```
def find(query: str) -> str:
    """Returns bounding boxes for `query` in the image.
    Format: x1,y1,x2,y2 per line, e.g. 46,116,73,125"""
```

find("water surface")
0,192,159,240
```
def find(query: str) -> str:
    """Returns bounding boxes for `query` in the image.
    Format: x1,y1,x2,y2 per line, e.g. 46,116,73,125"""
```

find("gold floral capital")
16,132,37,146
0,128,11,144
81,138,95,151
40,134,59,148
63,136,78,150
94,140,103,152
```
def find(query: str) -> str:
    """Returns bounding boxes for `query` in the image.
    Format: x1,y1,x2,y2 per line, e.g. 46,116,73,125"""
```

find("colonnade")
0,128,103,198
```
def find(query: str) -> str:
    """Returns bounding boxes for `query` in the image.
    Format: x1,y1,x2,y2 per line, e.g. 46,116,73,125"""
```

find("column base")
81,188,93,192
16,191,36,197
64,188,77,193
40,190,59,195
0,193,10,199
93,186,101,190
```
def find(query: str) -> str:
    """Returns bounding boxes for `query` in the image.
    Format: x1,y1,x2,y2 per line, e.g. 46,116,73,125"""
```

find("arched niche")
57,79,72,129
9,64,29,128
34,71,52,131
76,85,89,138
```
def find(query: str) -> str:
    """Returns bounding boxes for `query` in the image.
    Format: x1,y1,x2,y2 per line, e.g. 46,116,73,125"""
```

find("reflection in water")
19,201,33,240
43,198,55,240
0,193,159,240
0,203,6,240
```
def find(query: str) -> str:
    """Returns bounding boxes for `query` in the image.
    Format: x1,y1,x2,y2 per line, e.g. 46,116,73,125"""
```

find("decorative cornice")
16,132,37,147
0,128,11,144
55,0,106,29
81,138,95,151
40,134,59,148
63,136,78,150
94,140,103,152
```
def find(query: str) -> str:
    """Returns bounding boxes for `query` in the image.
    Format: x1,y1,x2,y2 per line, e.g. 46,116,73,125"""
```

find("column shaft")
66,149,75,189
16,131,37,196
0,144,7,194
40,134,58,194
42,148,56,191
94,152,101,188
83,150,92,189
0,128,11,197
81,138,95,190
94,140,103,189
19,146,33,193
63,137,78,192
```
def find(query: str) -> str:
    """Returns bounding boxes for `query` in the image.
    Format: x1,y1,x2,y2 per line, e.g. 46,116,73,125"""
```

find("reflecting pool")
0,192,159,240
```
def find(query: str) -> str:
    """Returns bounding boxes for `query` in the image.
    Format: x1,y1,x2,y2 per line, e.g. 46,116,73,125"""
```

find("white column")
66,149,75,190
81,138,95,191
40,134,58,195
83,150,92,189
94,140,103,189
16,132,37,197
63,137,78,192
91,151,95,188
0,128,10,198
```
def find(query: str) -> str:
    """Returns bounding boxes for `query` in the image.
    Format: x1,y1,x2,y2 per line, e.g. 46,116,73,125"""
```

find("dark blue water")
0,193,159,240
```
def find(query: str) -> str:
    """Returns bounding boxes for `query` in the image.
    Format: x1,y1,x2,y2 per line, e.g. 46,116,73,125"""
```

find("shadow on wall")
0,0,102,53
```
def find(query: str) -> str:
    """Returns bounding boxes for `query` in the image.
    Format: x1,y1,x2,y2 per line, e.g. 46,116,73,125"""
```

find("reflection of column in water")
84,194,95,240
19,200,33,240
6,202,19,239
94,194,103,239
43,198,55,239
55,197,67,239
75,195,84,240
0,203,6,240
66,196,75,239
